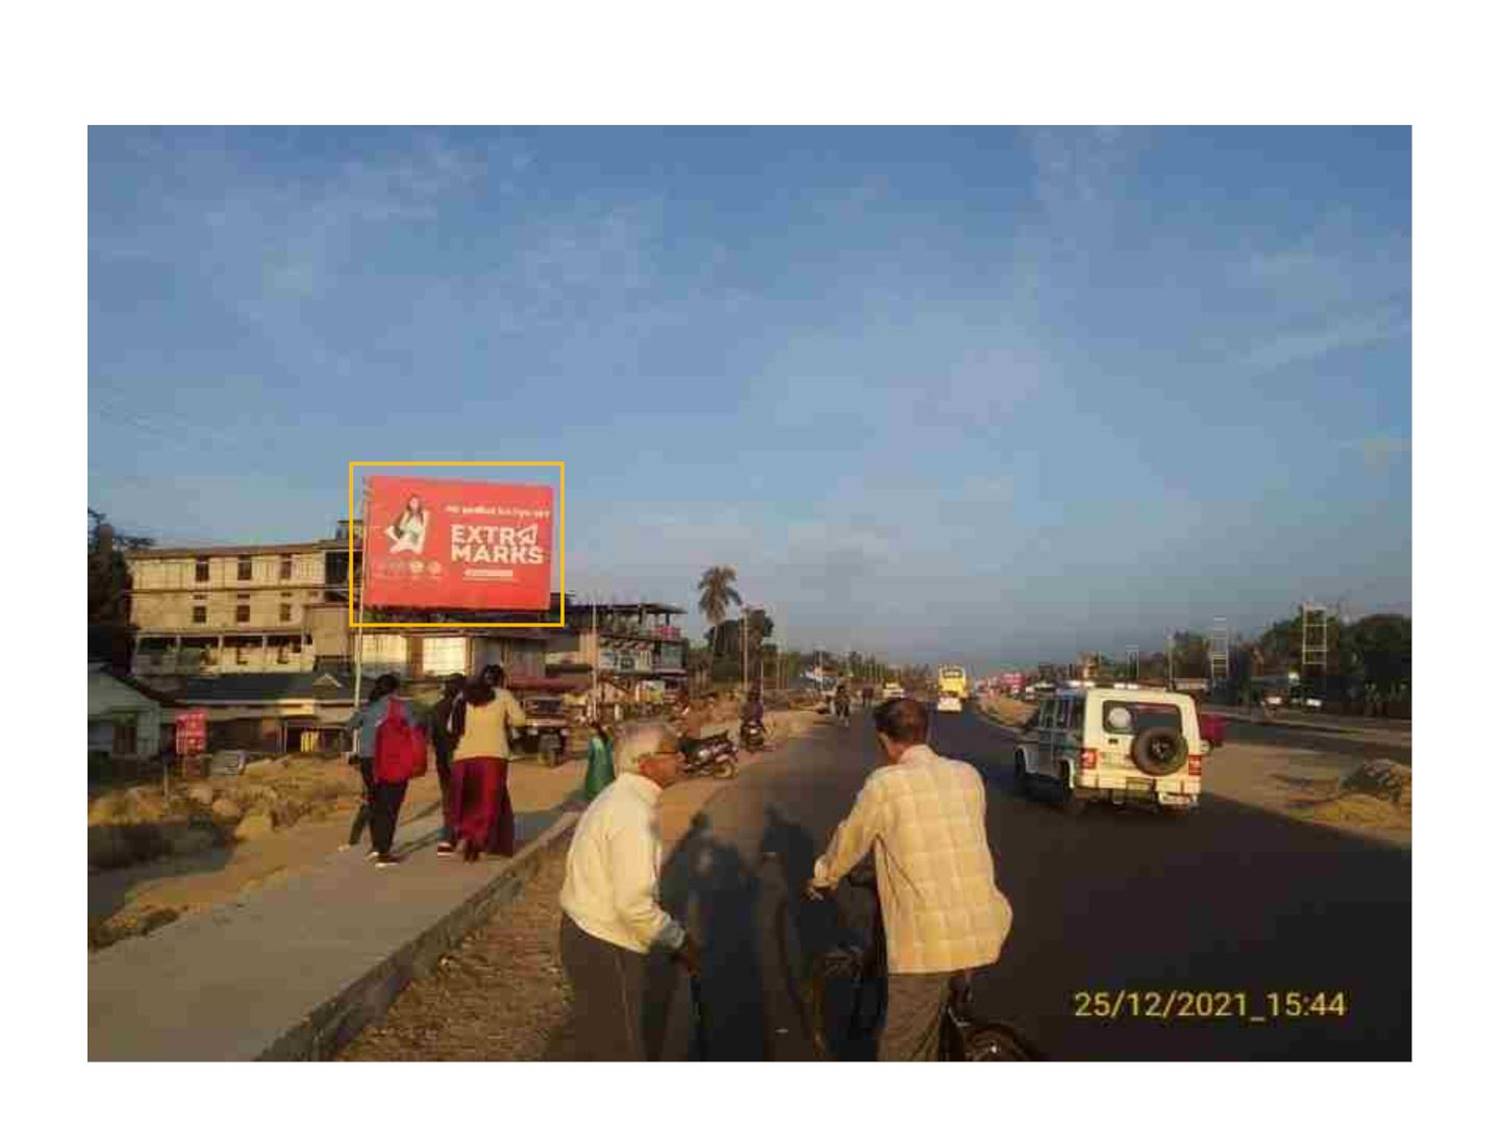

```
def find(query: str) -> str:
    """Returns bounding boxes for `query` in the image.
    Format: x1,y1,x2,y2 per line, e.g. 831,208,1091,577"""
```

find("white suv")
1013,687,1203,814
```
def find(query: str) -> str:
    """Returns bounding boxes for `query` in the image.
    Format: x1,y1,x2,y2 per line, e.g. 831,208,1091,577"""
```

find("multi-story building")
123,522,689,749
547,600,688,704
125,521,361,678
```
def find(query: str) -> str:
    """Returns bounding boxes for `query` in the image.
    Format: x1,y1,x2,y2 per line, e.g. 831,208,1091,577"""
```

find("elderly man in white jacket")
808,696,1014,1060
559,720,700,1060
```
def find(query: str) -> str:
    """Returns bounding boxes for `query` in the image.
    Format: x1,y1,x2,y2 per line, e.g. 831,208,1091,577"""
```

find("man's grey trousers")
560,914,648,1061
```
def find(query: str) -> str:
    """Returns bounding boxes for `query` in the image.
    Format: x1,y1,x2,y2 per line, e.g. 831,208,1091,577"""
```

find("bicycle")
781,864,1043,1061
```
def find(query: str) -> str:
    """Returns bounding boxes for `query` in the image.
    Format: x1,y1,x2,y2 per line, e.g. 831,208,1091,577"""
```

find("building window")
195,557,209,583
236,604,251,624
279,603,293,622
279,555,293,581
192,606,207,624
236,557,252,581
236,644,250,665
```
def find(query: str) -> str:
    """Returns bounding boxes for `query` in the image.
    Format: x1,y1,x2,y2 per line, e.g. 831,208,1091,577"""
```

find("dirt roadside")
1204,741,1411,849
88,754,590,950
338,709,822,1061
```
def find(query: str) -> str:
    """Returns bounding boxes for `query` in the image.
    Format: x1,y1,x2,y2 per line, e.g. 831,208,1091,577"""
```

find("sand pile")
1296,758,1411,835
980,695,1037,727
87,756,364,871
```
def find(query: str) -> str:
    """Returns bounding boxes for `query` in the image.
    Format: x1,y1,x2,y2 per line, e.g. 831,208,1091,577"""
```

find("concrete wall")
131,588,328,631
129,551,326,591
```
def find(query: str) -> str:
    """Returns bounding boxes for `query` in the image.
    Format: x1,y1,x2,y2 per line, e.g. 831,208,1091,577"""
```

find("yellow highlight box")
346,460,566,630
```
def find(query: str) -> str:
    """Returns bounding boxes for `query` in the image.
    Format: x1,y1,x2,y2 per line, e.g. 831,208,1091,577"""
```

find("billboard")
363,475,554,611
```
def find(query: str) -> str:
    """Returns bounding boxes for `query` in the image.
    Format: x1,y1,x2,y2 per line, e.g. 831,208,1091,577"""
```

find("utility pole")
590,592,599,722
741,607,750,697
1167,631,1175,689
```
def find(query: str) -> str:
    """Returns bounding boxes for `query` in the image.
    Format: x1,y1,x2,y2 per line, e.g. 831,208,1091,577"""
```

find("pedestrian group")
346,676,1012,1062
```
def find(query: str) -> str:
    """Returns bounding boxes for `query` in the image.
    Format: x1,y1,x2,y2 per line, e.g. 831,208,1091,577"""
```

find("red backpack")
373,697,428,783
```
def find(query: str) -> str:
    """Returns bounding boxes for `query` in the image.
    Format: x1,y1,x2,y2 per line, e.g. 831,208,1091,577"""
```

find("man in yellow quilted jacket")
807,696,1014,1059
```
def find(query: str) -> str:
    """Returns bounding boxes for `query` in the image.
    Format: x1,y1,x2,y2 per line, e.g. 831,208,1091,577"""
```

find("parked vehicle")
936,691,963,714
1014,687,1204,814
740,716,768,753
678,730,738,779
881,682,905,701
515,693,571,768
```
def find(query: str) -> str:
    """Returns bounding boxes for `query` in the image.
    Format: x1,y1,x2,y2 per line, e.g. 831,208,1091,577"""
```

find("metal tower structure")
1300,602,1330,687
1208,617,1230,688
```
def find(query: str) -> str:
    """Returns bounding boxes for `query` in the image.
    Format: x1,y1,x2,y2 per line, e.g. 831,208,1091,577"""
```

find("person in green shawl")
583,721,616,801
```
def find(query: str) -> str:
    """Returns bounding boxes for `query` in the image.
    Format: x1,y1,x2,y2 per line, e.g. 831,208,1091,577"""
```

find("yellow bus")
937,665,969,702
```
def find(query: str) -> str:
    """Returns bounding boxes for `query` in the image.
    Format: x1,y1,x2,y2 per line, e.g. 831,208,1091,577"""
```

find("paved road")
643,709,1410,1061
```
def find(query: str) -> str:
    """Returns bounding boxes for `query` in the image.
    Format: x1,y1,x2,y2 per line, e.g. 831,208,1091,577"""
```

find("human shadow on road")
652,813,763,1060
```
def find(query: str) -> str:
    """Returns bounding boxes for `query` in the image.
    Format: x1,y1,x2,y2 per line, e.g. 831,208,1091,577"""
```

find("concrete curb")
259,810,581,1061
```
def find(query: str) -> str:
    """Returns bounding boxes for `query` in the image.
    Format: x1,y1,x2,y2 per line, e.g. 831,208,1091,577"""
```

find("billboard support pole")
352,488,371,713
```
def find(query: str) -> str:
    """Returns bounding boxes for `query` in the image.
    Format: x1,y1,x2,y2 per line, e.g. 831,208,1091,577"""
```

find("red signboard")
175,709,208,755
363,475,554,611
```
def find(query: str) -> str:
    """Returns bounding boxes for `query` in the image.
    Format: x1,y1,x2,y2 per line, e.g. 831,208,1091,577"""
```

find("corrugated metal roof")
171,672,353,703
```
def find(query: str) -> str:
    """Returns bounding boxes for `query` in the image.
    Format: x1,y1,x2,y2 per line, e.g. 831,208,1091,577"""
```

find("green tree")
696,565,742,668
1171,632,1210,678
1345,614,1411,700
88,509,154,668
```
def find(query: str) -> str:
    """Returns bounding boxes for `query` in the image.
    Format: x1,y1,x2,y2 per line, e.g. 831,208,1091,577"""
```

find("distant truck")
937,665,969,703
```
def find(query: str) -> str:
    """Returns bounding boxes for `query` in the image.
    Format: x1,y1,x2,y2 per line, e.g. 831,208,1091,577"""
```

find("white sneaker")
366,849,379,861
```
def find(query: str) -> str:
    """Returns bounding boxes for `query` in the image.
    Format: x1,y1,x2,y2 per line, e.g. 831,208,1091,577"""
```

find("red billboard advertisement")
363,475,554,611
175,709,208,756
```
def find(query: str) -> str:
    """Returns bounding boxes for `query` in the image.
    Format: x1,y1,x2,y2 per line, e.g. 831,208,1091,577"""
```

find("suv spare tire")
1130,728,1189,776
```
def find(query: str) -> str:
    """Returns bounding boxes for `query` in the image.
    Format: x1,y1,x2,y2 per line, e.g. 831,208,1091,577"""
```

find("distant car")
936,691,962,713
881,682,905,701
1014,687,1205,814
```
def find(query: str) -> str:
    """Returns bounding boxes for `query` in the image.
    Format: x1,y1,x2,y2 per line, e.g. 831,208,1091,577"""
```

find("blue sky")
88,126,1410,668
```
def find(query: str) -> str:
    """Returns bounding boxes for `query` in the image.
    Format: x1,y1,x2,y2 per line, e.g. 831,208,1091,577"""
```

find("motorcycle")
739,716,768,754
678,731,739,779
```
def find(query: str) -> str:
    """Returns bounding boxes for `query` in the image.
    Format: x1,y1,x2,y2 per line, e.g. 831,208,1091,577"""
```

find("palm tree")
697,566,742,665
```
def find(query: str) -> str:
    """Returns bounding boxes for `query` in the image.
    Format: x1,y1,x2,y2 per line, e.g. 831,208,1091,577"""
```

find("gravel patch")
338,846,574,1061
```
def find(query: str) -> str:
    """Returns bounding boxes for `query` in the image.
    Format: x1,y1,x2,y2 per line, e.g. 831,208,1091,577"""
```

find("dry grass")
338,846,574,1061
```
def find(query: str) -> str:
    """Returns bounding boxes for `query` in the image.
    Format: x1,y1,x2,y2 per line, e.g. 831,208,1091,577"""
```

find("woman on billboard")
385,494,429,555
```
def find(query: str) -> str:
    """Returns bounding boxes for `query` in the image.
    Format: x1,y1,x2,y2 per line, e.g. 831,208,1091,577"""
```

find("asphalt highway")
645,707,1410,1061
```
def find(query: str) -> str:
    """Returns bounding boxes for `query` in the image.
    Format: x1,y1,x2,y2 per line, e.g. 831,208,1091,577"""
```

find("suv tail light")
1187,754,1202,777
1080,748,1098,771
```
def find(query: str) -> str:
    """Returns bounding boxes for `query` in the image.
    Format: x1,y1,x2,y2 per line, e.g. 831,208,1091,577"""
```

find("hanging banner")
364,475,554,611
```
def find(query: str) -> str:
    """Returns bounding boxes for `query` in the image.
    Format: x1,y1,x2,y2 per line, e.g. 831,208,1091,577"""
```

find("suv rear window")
1101,700,1183,736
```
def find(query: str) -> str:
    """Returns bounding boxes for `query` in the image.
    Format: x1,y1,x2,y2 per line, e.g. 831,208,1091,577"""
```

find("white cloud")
1241,306,1410,372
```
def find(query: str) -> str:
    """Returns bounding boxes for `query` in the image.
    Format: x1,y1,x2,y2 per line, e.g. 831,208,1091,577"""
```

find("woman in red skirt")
446,670,528,862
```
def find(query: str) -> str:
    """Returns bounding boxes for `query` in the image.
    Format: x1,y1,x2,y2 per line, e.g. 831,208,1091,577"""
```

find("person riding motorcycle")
834,681,851,722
